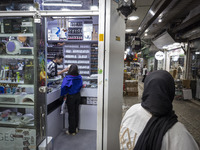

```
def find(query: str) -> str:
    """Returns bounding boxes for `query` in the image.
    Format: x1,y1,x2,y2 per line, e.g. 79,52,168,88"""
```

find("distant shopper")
61,64,83,135
142,64,147,82
120,70,199,150
47,54,69,78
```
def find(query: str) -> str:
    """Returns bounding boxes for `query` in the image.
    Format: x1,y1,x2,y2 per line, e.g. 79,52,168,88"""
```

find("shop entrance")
45,15,100,149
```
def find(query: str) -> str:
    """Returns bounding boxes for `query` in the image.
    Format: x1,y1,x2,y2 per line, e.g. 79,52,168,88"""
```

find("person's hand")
63,67,69,72
57,42,65,46
63,96,67,101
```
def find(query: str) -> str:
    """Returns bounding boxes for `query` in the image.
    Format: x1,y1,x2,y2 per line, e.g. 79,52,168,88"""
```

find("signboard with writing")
0,127,36,150
155,51,165,60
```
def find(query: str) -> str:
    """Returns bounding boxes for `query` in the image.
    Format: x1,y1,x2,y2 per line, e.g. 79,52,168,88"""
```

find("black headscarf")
134,70,178,150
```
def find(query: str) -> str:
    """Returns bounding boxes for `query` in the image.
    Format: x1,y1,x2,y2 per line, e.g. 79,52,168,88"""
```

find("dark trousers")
142,75,146,82
67,92,81,133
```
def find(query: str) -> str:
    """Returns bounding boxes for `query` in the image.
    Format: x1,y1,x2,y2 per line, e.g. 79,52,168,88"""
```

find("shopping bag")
60,100,67,114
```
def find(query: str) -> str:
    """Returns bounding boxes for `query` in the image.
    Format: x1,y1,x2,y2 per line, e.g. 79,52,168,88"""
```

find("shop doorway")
44,15,100,149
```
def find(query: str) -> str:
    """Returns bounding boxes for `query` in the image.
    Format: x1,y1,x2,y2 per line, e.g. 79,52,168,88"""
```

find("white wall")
103,0,125,149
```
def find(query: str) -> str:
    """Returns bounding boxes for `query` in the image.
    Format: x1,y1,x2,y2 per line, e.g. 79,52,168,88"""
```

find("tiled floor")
53,129,96,150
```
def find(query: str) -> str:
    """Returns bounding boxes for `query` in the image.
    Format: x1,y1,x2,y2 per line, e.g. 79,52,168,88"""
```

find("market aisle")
123,81,200,147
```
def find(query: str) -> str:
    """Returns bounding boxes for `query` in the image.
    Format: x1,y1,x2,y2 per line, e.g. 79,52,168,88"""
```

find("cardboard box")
182,80,190,89
125,80,138,87
126,87,138,92
127,92,138,96
183,89,192,100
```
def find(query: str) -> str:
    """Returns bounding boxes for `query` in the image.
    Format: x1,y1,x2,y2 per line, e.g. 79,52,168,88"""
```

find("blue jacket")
61,75,83,96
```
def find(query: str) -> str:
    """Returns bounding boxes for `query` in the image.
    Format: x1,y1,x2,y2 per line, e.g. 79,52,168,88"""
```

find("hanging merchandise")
24,60,34,84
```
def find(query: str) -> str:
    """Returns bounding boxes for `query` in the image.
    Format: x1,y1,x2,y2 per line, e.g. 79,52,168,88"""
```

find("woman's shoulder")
162,122,199,150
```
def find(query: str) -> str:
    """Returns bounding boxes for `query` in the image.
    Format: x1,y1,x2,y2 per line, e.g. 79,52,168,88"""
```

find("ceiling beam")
138,0,173,37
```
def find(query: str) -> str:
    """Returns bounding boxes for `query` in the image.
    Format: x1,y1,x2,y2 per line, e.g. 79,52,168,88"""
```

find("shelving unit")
0,33,34,37
0,16,46,150
0,55,34,59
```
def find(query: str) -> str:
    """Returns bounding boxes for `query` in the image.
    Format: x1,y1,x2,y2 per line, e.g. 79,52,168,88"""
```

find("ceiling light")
173,42,181,46
126,29,133,32
144,33,148,36
149,9,155,16
158,19,162,22
128,16,139,21
90,6,99,10
195,52,200,55
61,8,70,11
145,29,149,33
42,2,82,7
138,27,141,30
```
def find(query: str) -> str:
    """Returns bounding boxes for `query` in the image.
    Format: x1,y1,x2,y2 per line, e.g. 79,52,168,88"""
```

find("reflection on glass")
40,0,98,11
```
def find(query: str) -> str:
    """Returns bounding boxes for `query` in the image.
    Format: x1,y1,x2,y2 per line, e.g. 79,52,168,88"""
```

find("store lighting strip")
42,3,82,7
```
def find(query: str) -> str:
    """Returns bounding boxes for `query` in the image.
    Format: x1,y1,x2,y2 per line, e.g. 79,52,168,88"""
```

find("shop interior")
46,16,99,149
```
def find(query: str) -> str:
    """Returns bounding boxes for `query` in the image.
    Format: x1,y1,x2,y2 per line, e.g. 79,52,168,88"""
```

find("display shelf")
68,33,82,35
0,122,34,127
0,80,24,84
0,104,34,108
80,88,97,97
48,40,98,43
0,94,34,105
0,55,34,59
0,33,34,37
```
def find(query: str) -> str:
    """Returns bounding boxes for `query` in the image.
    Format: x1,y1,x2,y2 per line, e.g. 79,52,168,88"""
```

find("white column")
103,0,125,149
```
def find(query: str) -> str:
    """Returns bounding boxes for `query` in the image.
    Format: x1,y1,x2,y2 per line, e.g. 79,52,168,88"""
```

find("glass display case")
0,16,47,150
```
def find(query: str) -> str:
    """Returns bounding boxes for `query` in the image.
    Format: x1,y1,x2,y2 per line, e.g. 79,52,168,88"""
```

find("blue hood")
61,75,83,96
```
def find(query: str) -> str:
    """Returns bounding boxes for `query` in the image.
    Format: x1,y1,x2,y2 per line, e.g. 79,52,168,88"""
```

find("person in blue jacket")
61,64,83,135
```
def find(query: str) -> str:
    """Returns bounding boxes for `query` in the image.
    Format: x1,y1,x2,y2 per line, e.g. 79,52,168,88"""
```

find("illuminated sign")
155,51,165,60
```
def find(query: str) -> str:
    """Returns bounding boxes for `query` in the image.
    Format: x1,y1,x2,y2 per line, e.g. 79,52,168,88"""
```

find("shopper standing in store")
47,53,69,78
61,64,83,135
120,70,199,150
142,64,147,82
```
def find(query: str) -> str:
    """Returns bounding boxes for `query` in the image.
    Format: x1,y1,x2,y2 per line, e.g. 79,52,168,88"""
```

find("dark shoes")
66,128,79,135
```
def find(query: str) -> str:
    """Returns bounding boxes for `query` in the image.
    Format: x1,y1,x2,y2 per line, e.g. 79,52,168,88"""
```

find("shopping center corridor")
123,80,200,147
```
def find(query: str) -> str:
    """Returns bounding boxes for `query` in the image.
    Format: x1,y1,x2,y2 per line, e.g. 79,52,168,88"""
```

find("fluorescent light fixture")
61,8,70,11
173,42,181,46
42,2,82,7
52,16,90,19
128,16,139,21
138,27,141,30
162,43,182,50
149,9,155,16
195,52,200,55
144,33,148,36
145,29,149,33
126,29,133,32
90,6,99,10
158,19,162,22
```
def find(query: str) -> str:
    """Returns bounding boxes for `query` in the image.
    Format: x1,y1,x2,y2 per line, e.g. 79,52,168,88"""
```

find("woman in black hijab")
120,70,199,150
135,70,178,150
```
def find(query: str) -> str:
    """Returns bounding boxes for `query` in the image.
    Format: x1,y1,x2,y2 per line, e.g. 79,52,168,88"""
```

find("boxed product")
126,92,138,96
125,80,138,87
182,80,190,89
126,87,138,92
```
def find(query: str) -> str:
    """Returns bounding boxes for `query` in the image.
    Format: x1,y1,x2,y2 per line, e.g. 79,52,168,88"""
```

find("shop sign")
0,127,36,149
155,51,165,60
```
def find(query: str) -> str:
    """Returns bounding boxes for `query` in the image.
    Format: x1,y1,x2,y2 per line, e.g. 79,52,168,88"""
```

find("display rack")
0,16,47,150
